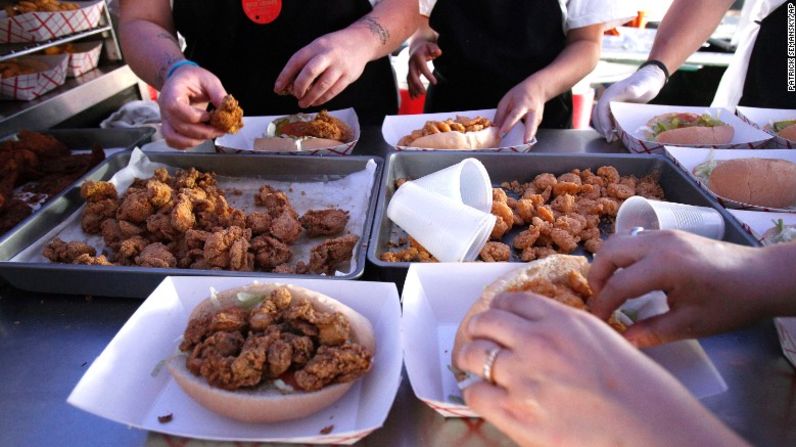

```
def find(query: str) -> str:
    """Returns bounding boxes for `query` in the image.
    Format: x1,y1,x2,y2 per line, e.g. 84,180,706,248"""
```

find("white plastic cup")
386,181,496,262
616,196,725,240
412,158,493,214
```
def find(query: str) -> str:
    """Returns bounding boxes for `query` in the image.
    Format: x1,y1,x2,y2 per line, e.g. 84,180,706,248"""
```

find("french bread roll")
167,283,375,423
707,158,796,208
405,126,501,150
778,123,796,142
655,125,734,145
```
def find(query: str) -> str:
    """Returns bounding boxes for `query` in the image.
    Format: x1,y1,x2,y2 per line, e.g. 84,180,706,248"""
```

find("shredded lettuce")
209,287,220,308
772,120,796,133
273,379,295,394
236,291,265,309
652,113,725,138
766,219,796,244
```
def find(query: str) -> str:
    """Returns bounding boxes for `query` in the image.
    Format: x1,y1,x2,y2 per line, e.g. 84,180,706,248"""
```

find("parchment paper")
12,149,378,276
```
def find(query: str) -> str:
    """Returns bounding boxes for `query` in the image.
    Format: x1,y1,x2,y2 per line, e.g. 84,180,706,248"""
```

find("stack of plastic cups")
386,159,496,262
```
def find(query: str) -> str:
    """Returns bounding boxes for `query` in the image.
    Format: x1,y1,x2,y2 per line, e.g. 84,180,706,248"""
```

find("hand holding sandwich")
456,292,747,447
589,230,796,347
158,64,228,149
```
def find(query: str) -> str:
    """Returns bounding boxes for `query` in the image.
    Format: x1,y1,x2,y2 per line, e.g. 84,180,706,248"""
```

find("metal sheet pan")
0,127,154,241
0,151,383,297
367,152,759,285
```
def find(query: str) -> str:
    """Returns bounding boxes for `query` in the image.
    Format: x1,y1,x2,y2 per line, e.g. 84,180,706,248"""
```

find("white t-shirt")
419,0,636,32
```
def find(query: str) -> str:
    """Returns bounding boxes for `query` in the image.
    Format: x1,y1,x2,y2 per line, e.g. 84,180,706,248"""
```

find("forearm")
119,0,183,89
349,0,423,61
526,26,602,102
120,20,184,89
648,0,733,73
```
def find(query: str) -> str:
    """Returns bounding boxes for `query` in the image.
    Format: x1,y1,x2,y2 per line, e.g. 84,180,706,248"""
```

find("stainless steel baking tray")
367,152,759,284
0,151,382,297
0,127,154,239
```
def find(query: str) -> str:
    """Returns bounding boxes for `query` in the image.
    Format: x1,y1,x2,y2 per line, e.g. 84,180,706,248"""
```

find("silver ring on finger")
629,226,645,237
482,347,503,385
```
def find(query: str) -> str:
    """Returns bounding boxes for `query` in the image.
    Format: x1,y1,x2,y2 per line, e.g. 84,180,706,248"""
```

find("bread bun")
452,255,625,370
167,283,375,423
707,158,796,209
404,126,501,150
655,125,734,144
647,112,734,144
253,137,344,152
778,123,796,142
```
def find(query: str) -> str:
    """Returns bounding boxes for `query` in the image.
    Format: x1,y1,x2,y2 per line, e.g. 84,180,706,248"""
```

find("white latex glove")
593,65,667,142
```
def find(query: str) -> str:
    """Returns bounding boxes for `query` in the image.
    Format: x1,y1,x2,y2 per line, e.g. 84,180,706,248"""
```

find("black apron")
425,0,572,129
739,1,796,108
172,0,398,125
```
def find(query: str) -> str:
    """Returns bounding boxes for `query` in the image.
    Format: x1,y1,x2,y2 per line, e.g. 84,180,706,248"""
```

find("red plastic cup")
571,87,595,129
399,88,426,115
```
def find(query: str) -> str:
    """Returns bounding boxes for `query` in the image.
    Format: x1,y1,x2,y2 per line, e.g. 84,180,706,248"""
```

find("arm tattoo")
360,17,389,45
156,31,179,45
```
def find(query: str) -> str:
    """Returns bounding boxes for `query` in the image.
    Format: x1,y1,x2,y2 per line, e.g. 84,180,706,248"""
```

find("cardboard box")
0,0,104,43
68,276,402,444
611,102,772,154
382,108,536,152
665,146,796,212
736,106,796,149
402,263,727,418
215,108,360,156
0,54,67,100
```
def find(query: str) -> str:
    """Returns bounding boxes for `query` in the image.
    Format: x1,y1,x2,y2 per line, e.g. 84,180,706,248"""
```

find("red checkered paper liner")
611,102,773,154
382,108,535,152
66,40,102,77
0,54,67,100
736,106,796,149
0,1,104,43
215,108,361,155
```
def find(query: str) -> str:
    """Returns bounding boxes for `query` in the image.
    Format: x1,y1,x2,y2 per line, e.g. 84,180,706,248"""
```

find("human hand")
592,64,667,142
158,66,227,149
456,292,744,447
494,77,545,144
407,39,441,98
588,230,774,347
274,27,373,109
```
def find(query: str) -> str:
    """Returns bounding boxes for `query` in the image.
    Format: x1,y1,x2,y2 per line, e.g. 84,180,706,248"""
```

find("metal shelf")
0,25,115,61
0,1,144,135
0,63,145,135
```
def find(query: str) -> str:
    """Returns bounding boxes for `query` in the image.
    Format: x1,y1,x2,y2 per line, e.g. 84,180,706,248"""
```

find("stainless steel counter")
1,128,794,447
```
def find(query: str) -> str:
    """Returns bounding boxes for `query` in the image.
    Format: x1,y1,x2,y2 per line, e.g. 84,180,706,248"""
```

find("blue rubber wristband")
166,60,199,79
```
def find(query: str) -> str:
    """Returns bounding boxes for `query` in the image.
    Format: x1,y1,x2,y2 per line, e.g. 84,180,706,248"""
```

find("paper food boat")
666,146,796,212
611,102,772,154
728,209,796,245
0,0,104,43
402,263,727,418
736,106,796,149
215,108,360,156
64,40,102,77
0,54,67,100
68,276,401,444
382,108,536,152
